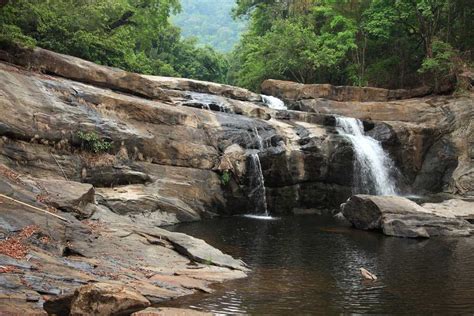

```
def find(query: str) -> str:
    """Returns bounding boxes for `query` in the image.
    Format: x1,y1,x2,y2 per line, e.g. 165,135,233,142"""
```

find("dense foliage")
1,0,472,91
0,0,229,83
173,0,246,52
230,0,473,91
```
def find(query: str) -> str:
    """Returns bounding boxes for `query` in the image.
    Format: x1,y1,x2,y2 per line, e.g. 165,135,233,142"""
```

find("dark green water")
165,215,474,315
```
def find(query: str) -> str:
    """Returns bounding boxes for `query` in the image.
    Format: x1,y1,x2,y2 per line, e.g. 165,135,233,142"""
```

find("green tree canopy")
173,0,247,52
230,0,473,91
0,0,229,82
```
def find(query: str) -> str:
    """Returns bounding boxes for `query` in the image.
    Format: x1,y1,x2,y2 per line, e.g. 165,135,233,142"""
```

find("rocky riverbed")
0,45,473,314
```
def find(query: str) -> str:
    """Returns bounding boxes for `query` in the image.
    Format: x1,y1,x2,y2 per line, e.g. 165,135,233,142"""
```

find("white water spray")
336,117,397,196
261,95,288,110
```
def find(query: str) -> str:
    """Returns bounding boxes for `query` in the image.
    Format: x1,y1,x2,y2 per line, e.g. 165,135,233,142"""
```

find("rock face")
341,195,473,238
0,45,358,217
262,79,474,197
0,45,471,217
0,44,171,102
261,79,433,102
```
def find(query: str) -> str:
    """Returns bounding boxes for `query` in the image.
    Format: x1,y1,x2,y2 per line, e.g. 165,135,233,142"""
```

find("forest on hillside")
0,0,472,92
229,0,473,91
0,0,229,83
173,0,246,52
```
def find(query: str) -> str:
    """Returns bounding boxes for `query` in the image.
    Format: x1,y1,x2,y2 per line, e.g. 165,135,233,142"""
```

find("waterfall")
336,117,397,196
243,126,273,218
188,92,232,113
253,127,264,149
248,153,269,216
261,95,288,110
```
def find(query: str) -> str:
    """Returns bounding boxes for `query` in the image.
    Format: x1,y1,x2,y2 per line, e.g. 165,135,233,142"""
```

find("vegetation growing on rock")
77,131,112,154
221,170,232,186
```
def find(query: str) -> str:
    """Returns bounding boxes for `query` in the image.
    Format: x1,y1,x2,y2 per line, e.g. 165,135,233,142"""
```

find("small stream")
165,215,474,314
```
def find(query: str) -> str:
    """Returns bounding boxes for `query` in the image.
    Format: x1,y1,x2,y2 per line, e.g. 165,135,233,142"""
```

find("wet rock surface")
341,195,473,238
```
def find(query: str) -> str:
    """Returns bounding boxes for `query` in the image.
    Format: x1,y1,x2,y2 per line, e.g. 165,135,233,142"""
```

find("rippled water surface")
165,215,474,314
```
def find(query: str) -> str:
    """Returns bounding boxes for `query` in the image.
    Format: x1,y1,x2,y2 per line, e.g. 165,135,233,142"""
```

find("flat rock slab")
341,195,473,238
132,307,212,316
423,199,474,222
162,231,248,271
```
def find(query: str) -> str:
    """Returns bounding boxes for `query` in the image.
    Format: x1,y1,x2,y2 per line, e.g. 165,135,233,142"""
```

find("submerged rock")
341,195,473,238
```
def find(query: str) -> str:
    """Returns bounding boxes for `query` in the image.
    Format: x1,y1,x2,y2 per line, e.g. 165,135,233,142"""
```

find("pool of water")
164,215,474,314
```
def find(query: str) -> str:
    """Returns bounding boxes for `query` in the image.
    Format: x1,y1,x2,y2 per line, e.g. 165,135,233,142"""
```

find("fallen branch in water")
360,267,377,281
0,194,70,223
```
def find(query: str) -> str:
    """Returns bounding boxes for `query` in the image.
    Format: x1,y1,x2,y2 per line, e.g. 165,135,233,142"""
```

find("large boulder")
69,283,151,316
0,44,170,101
341,195,473,238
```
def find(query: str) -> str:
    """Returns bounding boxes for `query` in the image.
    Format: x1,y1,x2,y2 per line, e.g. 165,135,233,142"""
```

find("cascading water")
253,127,264,150
336,117,398,196
188,92,233,113
243,127,274,219
261,95,288,110
248,153,269,216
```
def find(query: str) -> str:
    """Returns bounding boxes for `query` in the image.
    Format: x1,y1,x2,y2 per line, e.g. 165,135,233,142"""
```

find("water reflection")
165,215,474,314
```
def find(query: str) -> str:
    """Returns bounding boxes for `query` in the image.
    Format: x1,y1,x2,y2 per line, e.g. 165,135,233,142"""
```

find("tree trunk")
425,38,433,58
